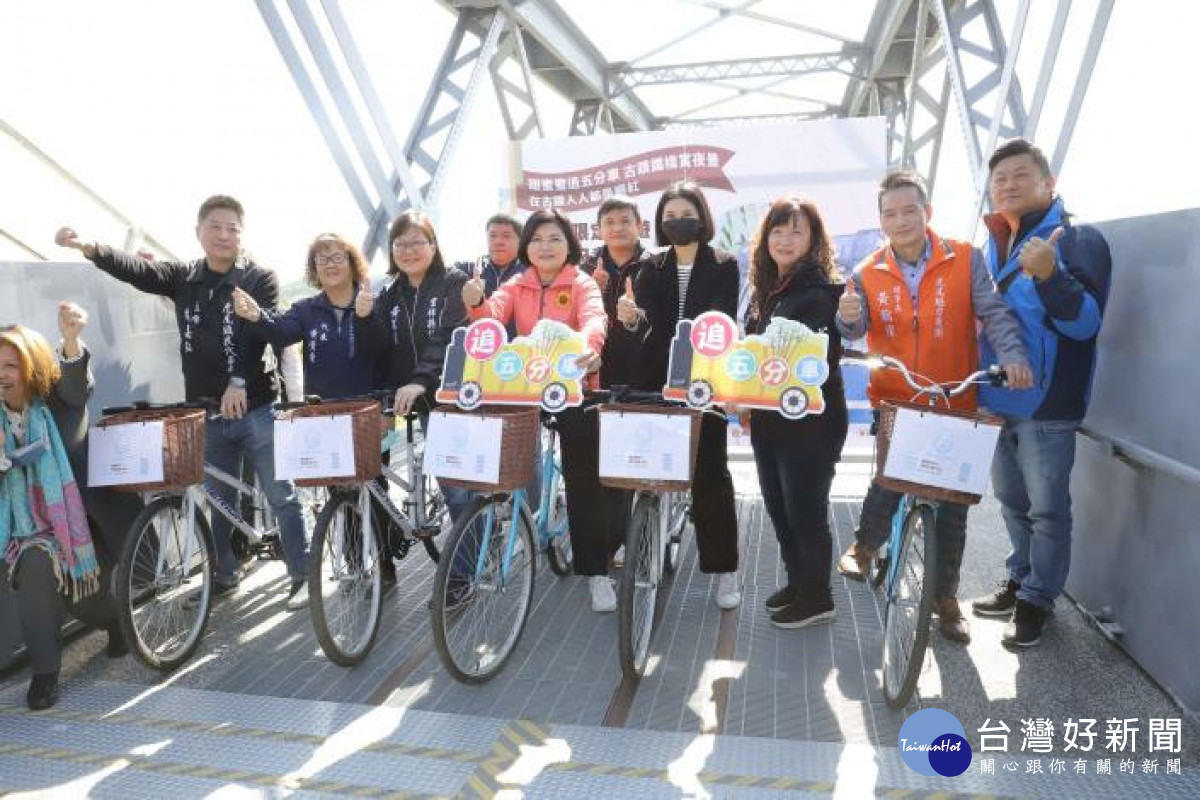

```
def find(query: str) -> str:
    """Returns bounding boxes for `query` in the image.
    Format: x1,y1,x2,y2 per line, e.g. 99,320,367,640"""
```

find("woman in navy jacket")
232,233,378,400
745,196,848,629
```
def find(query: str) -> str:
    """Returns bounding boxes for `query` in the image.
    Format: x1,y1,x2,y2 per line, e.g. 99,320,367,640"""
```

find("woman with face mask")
616,181,742,610
1,308,143,710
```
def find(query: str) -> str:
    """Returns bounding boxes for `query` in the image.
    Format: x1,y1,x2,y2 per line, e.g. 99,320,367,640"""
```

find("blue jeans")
206,404,309,583
991,416,1079,609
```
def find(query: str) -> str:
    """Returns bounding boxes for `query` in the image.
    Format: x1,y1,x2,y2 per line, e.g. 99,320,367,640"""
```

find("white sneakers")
715,572,742,610
285,580,309,610
590,576,617,613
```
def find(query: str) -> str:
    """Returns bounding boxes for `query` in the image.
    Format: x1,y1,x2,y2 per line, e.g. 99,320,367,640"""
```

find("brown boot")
936,597,971,644
837,543,875,582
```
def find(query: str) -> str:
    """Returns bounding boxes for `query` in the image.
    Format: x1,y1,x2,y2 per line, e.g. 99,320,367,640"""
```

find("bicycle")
841,350,1006,708
298,392,449,667
591,388,706,678
100,399,287,671
429,408,572,684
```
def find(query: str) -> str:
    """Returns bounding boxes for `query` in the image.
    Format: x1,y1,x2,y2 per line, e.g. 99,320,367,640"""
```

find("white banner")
599,410,694,484
882,408,1001,496
88,421,165,487
423,412,503,485
274,415,355,481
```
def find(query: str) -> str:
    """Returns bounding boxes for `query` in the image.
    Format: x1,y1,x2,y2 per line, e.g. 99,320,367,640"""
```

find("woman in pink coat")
461,209,625,612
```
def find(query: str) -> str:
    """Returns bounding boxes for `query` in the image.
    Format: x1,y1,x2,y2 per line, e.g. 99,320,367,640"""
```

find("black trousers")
556,407,632,576
750,407,847,602
855,483,969,599
10,529,118,675
690,413,739,573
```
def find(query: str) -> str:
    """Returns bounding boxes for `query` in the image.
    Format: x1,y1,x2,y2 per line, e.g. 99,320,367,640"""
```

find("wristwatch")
228,376,247,390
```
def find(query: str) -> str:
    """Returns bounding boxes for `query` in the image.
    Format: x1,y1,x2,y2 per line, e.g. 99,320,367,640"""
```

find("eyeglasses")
392,239,431,252
315,252,349,266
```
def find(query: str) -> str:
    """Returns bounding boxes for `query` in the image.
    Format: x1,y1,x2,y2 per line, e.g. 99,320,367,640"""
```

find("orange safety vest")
855,232,979,411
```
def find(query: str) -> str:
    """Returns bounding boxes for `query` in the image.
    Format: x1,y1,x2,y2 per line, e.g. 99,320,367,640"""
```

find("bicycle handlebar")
274,390,424,421
585,386,728,418
841,349,1007,400
101,398,217,416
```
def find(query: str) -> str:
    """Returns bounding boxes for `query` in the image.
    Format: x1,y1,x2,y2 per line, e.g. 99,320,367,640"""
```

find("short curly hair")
304,233,370,290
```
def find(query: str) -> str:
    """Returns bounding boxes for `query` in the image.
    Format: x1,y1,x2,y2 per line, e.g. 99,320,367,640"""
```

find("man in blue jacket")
970,139,1112,648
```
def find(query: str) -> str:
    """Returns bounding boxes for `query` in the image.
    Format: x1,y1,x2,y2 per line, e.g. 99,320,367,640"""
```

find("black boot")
1002,599,1048,649
27,673,60,711
106,623,129,658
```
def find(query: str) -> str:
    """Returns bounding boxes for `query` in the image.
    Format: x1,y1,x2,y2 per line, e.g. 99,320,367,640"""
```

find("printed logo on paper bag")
662,311,829,419
437,318,587,412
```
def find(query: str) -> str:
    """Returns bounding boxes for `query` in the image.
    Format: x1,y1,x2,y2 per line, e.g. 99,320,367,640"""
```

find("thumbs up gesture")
1018,226,1064,282
616,277,643,329
592,262,610,294
355,283,375,318
462,261,486,308
838,277,863,326
231,287,262,322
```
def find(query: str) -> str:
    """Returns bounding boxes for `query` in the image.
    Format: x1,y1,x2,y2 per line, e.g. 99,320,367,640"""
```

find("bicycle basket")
597,404,701,492
431,405,540,491
96,407,207,493
277,399,383,487
874,401,1003,506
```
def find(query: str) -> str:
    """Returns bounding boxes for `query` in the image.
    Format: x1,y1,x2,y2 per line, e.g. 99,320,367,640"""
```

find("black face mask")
662,217,702,247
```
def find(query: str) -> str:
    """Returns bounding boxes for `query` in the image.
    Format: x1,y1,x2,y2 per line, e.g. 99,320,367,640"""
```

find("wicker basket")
874,401,1002,506
97,407,207,493
597,404,701,491
277,400,383,487
434,405,540,491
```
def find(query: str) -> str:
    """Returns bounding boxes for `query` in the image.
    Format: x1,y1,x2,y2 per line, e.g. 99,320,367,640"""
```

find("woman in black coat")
1,305,142,710
619,181,742,610
745,197,848,629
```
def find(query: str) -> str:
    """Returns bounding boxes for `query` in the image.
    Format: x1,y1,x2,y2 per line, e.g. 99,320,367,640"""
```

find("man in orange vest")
835,170,1032,643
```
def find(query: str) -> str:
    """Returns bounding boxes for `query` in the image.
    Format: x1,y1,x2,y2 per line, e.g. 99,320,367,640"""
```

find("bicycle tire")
662,492,689,577
114,495,214,671
431,493,536,684
618,493,659,678
881,503,938,708
545,474,573,577
308,489,384,667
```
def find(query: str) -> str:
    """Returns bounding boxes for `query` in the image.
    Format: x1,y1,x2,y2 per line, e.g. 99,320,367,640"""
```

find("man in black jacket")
580,195,647,389
55,196,309,606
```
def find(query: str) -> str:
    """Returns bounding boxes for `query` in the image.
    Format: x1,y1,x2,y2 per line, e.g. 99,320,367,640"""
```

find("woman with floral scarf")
1,307,137,710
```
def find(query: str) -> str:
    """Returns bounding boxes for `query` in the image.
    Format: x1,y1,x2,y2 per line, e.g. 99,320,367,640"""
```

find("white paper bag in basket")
424,412,503,484
882,408,1001,497
88,421,165,487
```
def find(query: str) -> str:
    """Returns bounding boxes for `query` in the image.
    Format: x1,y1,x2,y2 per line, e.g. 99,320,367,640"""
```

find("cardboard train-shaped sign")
663,311,830,418
436,318,587,412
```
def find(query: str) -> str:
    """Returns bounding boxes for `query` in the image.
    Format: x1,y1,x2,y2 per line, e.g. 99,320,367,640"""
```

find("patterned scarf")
0,398,100,600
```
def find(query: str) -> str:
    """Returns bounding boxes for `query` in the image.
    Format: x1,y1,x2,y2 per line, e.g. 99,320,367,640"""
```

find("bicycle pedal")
414,525,441,540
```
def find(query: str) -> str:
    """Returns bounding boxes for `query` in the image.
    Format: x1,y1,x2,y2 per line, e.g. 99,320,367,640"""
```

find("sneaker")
26,673,60,711
771,597,836,629
285,580,309,610
612,545,626,569
715,572,741,609
972,579,1019,618
1002,599,1047,648
213,577,240,598
589,576,617,613
105,623,128,658
836,543,875,582
935,597,971,644
764,586,798,612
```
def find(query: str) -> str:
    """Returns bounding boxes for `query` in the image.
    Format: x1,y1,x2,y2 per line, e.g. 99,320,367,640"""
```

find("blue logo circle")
725,349,757,382
795,355,829,386
898,708,971,777
556,353,585,381
494,351,524,381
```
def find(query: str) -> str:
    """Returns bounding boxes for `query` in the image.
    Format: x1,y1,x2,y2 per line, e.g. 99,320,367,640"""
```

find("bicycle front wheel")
308,489,384,667
881,503,938,708
662,492,689,577
431,493,535,684
115,495,214,671
618,493,659,678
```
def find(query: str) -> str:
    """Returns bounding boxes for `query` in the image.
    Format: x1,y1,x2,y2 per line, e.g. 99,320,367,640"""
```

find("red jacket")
467,264,608,382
